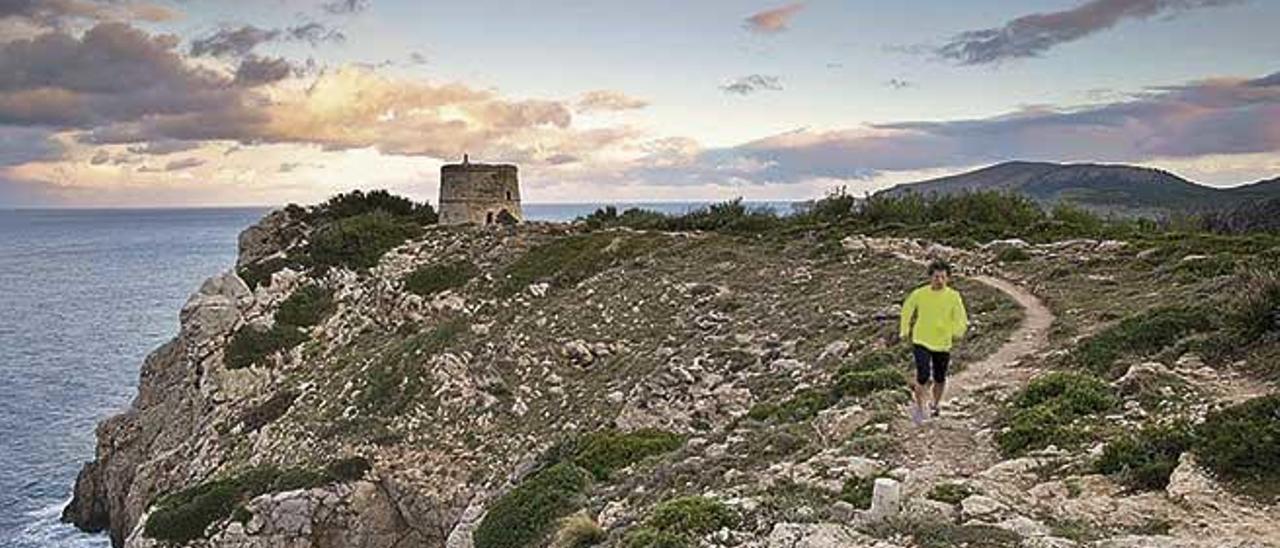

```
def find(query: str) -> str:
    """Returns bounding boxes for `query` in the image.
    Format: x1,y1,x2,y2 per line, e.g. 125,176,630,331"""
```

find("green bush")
1096,422,1195,491
834,368,904,398
647,496,737,535
570,429,685,480
305,211,423,271
1194,394,1280,501
309,189,437,224
275,284,336,328
1228,269,1280,345
996,372,1116,457
1070,306,1213,378
405,260,479,297
238,256,294,289
144,460,368,543
839,475,891,508
926,482,975,505
996,246,1031,263
472,463,593,548
224,324,307,370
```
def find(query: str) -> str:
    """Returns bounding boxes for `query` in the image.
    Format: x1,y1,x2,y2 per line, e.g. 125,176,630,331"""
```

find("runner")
894,260,968,425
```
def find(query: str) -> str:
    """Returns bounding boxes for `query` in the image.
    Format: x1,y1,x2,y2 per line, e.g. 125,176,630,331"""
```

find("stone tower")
438,155,523,225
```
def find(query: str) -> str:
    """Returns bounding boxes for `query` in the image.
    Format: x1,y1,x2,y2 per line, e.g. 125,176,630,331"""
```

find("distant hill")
879,161,1280,216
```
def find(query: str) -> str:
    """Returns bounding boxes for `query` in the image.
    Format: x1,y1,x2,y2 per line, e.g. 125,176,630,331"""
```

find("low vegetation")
357,320,466,416
306,189,438,225
748,350,906,423
1069,306,1213,378
1096,421,1195,491
1193,394,1280,501
499,232,662,296
996,372,1116,457
474,429,685,548
404,260,480,297
274,284,336,328
621,496,737,548
305,211,423,271
224,324,307,370
143,457,371,544
551,513,607,548
926,482,975,505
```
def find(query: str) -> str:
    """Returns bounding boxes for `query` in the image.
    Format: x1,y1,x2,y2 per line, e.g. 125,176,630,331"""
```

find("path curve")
891,258,1056,487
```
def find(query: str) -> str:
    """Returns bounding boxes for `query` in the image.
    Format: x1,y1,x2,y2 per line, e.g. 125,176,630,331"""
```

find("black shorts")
912,345,951,385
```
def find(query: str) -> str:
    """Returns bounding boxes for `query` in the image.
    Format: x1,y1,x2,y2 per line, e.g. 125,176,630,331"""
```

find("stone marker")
868,478,901,519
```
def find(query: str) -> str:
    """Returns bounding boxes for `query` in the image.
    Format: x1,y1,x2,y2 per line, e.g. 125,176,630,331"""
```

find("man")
895,260,968,425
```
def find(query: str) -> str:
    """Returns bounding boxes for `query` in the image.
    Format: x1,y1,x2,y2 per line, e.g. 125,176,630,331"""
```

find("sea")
0,201,795,547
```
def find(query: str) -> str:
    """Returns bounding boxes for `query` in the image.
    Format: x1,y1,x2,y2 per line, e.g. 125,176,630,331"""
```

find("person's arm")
952,292,969,340
899,289,918,343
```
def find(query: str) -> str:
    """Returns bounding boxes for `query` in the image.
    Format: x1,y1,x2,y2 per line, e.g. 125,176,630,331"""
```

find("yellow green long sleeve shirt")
899,285,968,352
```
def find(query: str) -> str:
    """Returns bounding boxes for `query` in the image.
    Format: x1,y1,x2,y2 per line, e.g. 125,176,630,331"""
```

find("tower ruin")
437,155,523,225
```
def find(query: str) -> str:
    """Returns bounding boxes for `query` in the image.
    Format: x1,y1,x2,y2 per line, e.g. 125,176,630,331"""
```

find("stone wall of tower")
438,163,523,225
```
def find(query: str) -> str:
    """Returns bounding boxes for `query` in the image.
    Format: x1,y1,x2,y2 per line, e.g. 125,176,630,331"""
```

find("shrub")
1096,422,1195,491
224,324,306,370
309,189,437,224
570,429,685,480
144,461,366,543
552,513,606,548
834,368,904,399
237,256,293,289
838,474,893,509
926,482,975,505
305,211,423,271
1070,306,1213,378
996,372,1116,457
327,456,372,482
472,462,593,548
1194,394,1280,501
275,285,336,328
647,496,737,536
996,246,1030,263
1228,269,1280,345
237,390,297,434
404,260,479,297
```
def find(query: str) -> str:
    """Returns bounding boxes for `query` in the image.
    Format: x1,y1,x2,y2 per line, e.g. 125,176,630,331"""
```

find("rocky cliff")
63,203,1279,548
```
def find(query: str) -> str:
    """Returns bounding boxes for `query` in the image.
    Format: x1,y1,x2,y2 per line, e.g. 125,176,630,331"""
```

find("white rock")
867,478,901,519
960,494,1007,521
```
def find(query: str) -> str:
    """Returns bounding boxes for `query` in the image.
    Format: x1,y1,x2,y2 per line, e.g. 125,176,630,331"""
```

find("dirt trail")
895,271,1055,489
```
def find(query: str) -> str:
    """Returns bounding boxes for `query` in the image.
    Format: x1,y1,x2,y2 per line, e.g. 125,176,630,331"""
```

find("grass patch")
305,211,423,271
1096,421,1195,491
1070,306,1214,378
996,246,1031,263
224,324,306,370
996,372,1117,457
926,482,975,505
405,260,479,297
143,458,371,544
472,463,593,548
864,518,1022,548
356,320,465,416
1193,394,1280,501
750,349,906,423
499,232,660,296
274,284,335,328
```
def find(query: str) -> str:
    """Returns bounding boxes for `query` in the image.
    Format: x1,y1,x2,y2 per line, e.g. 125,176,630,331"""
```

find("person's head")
927,260,951,289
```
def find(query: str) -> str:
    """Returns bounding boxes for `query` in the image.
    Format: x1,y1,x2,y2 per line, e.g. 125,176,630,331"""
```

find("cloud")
743,3,805,34
189,23,344,58
0,0,178,26
408,51,427,65
163,157,205,171
234,55,294,86
126,140,201,155
0,126,64,165
936,0,1245,65
886,79,914,90
321,0,370,15
576,90,649,113
625,70,1280,185
720,74,783,95
0,23,241,128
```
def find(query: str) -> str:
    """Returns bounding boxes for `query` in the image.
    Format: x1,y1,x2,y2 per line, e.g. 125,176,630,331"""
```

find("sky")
0,0,1278,207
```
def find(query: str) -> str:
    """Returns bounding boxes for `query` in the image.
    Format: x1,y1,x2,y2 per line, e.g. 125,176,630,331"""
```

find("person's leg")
930,351,951,415
911,345,932,423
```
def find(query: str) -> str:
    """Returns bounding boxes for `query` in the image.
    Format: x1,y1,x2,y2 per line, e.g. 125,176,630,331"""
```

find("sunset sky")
1,0,1278,207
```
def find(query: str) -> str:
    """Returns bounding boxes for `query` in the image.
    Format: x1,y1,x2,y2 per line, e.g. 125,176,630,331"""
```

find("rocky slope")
64,206,1279,548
